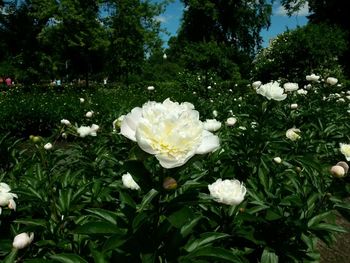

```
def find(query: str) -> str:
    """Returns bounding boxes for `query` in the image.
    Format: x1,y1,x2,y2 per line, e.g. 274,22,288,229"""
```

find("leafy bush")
252,23,348,83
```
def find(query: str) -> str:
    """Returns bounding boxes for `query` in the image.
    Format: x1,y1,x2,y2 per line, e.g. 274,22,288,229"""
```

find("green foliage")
1,75,350,262
252,23,348,83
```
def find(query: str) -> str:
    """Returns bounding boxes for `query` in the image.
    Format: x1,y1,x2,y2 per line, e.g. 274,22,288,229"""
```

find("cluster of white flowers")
120,98,220,169
208,179,246,206
76,124,99,137
256,81,287,101
0,182,17,215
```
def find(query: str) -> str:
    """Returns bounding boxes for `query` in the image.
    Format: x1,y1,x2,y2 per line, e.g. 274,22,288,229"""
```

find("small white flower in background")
337,84,342,87
77,124,99,137
256,81,287,101
79,98,85,103
238,126,247,130
44,143,53,150
337,98,345,103
203,119,222,132
290,103,298,109
340,143,350,161
251,121,257,128
122,173,140,190
12,233,34,250
62,132,67,139
306,74,320,82
305,84,312,90
112,115,125,132
0,183,18,215
212,110,218,117
273,157,282,164
85,111,94,118
207,85,212,90
120,98,220,169
229,89,233,92
208,179,246,206
226,117,237,126
60,119,71,125
326,77,338,86
252,81,262,89
284,82,299,92
210,99,214,103
147,86,155,91
346,96,350,100
286,128,301,141
193,91,196,94
297,89,308,95
163,53,167,59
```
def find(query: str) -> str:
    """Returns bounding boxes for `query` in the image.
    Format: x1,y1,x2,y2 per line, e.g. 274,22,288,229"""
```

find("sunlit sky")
155,0,309,48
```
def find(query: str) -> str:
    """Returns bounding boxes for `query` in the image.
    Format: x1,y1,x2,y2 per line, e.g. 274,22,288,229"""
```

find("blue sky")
155,0,309,48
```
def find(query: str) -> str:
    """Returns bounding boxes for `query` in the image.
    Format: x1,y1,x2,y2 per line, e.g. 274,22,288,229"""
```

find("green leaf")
184,232,230,252
50,253,87,263
119,190,137,208
181,246,241,262
310,223,347,233
137,189,158,212
14,218,46,228
3,249,18,263
261,248,279,263
180,216,203,238
103,234,127,251
167,207,194,228
74,222,126,235
85,208,117,224
307,212,332,227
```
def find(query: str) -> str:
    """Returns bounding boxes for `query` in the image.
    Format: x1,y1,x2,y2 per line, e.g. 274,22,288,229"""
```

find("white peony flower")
12,233,34,249
306,74,320,82
60,119,71,125
256,81,287,101
226,117,237,126
326,77,338,86
207,85,212,90
297,89,308,95
0,183,18,215
286,128,301,141
122,173,140,190
44,143,53,150
147,86,155,91
340,143,350,161
85,111,94,118
79,98,85,103
208,179,246,205
252,81,262,89
283,82,299,92
212,110,218,117
77,124,99,137
290,103,298,109
120,98,220,168
203,119,221,132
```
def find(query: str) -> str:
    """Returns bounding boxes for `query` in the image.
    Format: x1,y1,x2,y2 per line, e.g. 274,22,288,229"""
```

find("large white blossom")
208,179,246,205
340,143,350,161
326,77,338,86
12,233,34,249
256,81,287,101
122,173,140,190
306,74,320,82
0,182,17,215
120,98,220,168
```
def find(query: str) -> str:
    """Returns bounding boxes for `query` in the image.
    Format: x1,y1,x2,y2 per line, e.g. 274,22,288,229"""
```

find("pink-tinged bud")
330,165,346,178
12,233,34,249
336,161,349,174
163,177,177,190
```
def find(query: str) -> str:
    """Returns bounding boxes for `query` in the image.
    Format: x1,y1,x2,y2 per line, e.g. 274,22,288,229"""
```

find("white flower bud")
85,111,93,118
44,143,53,150
226,117,237,126
273,157,282,164
326,77,338,86
60,119,71,125
290,103,298,109
330,165,345,178
122,173,140,190
79,98,85,103
147,86,155,91
208,179,246,206
13,233,34,249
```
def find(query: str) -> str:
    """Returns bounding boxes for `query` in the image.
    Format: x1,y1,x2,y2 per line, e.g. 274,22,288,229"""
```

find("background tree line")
0,0,349,85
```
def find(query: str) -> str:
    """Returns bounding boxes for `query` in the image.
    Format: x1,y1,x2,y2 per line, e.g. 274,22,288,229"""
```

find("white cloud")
155,15,172,24
275,2,309,17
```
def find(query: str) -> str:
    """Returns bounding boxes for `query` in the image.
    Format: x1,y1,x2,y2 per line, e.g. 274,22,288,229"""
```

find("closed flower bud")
79,98,85,103
147,86,155,91
273,157,282,164
330,165,345,178
44,143,53,150
336,161,349,174
286,128,301,141
290,103,298,109
85,111,93,118
163,177,177,190
225,117,237,126
60,119,71,125
13,232,34,249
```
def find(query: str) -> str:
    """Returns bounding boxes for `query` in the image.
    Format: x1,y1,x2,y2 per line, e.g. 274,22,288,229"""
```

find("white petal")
196,130,220,154
120,107,142,141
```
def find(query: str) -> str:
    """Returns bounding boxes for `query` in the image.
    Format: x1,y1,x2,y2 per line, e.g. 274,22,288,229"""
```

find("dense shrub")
252,23,348,83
